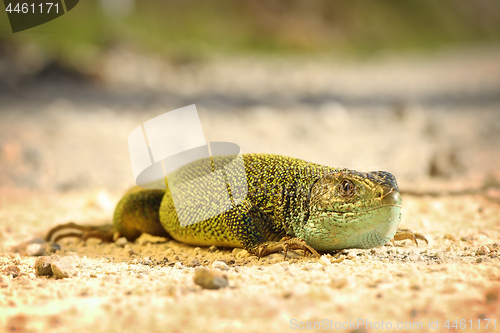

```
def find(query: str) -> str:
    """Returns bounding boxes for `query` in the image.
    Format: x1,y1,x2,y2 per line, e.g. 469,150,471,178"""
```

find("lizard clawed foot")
45,222,116,243
254,237,320,260
391,228,428,247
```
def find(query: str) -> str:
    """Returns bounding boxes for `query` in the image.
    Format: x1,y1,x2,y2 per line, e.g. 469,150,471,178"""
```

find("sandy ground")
1,46,500,332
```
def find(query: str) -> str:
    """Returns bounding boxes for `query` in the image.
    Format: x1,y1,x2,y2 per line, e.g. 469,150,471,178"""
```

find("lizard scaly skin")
48,154,426,257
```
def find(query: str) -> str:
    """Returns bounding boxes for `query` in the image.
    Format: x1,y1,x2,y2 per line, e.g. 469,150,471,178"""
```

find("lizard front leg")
391,228,428,246
254,237,320,259
225,200,319,259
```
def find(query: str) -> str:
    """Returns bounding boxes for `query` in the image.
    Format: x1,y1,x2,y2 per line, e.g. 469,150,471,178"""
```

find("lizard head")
302,169,402,251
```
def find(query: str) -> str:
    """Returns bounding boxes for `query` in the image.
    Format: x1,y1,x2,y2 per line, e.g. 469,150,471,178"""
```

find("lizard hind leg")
45,222,117,243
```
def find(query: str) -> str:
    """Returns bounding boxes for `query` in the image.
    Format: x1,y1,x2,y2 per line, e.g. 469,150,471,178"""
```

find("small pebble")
208,245,218,253
211,261,229,271
115,237,128,247
236,250,249,258
2,266,20,277
193,267,228,290
10,237,46,256
331,256,345,264
485,287,499,304
319,256,331,266
35,257,54,277
26,243,45,256
476,245,490,256
444,234,457,241
187,259,200,267
48,243,61,253
347,251,357,259
231,248,242,255
51,256,76,279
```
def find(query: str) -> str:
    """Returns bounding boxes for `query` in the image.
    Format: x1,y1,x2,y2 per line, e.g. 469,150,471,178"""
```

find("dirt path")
1,47,500,332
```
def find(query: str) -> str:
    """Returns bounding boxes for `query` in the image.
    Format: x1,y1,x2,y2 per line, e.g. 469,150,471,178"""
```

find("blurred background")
1,0,499,195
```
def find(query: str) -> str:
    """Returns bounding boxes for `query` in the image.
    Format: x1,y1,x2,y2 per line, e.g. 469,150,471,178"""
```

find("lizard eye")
339,180,354,196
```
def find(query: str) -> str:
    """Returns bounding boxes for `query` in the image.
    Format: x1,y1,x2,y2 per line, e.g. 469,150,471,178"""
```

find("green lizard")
46,154,426,258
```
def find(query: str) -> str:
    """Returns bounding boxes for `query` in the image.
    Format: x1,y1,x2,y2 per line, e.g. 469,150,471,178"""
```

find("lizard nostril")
381,191,402,206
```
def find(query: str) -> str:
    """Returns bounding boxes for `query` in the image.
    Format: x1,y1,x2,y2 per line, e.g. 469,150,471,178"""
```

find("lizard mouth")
318,195,402,214
314,186,402,215
320,205,401,215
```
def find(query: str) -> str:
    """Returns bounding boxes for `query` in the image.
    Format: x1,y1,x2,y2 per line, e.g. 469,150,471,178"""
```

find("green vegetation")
2,0,500,63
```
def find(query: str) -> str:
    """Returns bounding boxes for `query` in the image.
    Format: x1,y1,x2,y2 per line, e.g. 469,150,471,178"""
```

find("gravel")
1,46,500,332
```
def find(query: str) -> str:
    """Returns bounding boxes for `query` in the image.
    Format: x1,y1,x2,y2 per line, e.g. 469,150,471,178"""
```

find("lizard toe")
392,228,428,247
